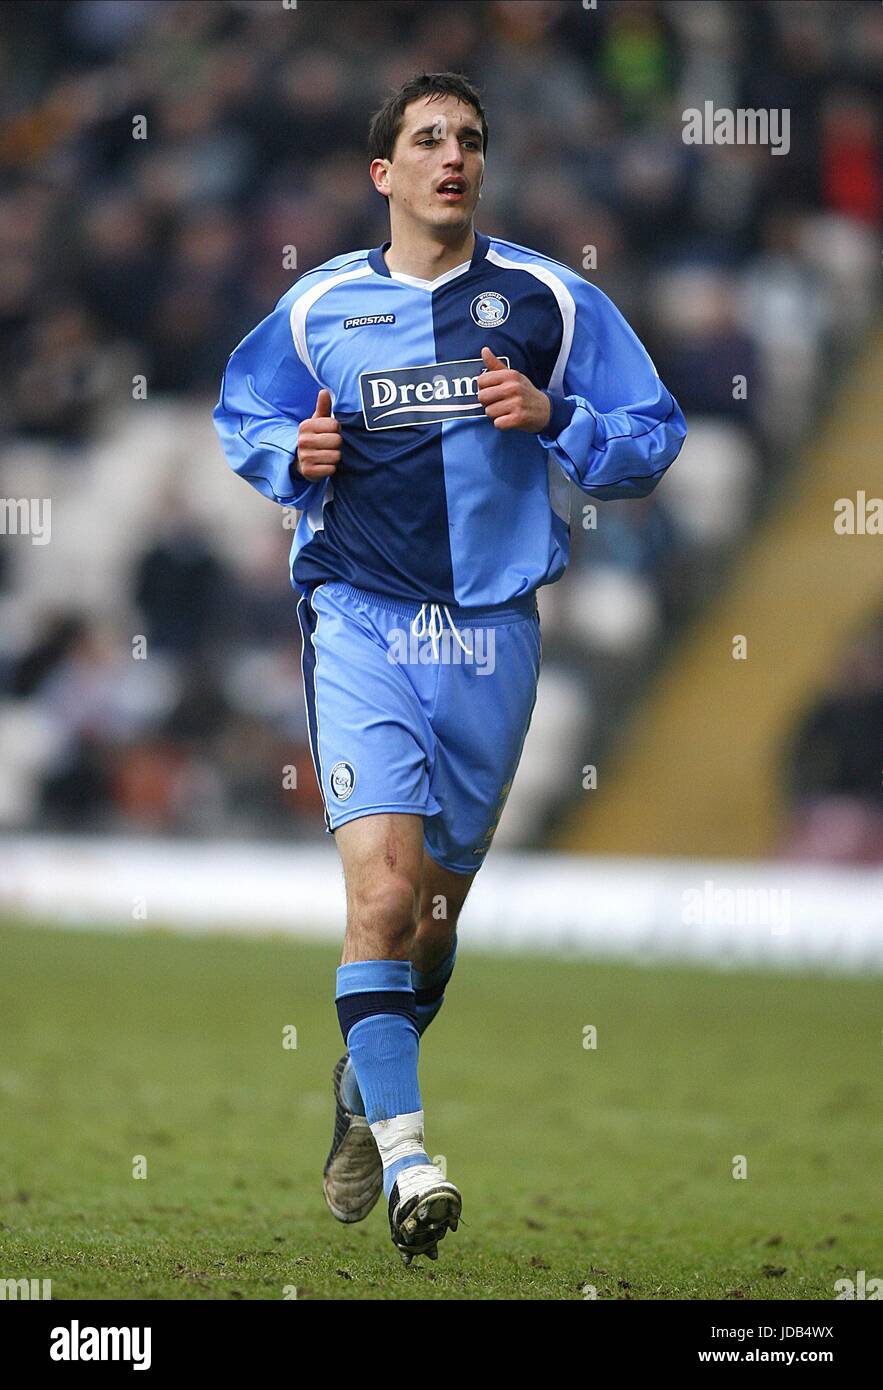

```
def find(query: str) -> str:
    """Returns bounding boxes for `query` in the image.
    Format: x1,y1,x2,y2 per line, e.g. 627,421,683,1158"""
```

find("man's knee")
337,813,425,958
348,873,420,953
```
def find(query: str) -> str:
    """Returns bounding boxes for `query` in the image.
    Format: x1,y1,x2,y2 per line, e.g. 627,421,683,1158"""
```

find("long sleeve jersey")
213,230,687,608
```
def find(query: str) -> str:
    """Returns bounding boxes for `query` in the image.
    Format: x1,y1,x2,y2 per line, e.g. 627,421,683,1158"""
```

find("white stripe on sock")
369,1110,426,1169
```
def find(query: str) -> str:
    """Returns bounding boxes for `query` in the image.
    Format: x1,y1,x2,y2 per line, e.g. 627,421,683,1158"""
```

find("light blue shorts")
296,581,541,874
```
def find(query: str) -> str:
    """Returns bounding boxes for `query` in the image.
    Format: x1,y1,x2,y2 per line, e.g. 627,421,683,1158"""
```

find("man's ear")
370,157,392,198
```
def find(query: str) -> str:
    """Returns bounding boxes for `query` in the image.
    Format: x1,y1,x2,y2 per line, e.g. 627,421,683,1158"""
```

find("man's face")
372,95,485,233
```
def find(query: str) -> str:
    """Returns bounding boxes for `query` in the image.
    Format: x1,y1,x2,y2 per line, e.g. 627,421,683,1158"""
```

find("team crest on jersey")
329,760,356,802
360,356,509,430
470,291,510,327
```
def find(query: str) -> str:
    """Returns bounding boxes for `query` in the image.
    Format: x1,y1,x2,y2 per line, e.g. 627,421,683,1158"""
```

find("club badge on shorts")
329,760,356,802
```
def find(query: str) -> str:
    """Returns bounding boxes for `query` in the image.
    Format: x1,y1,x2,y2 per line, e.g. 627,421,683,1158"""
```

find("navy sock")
412,934,458,1036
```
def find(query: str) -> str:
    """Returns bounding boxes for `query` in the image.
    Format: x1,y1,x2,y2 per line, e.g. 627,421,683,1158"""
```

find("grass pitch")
0,919,880,1300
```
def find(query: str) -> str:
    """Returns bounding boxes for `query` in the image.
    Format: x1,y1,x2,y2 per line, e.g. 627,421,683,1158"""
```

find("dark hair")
368,72,488,163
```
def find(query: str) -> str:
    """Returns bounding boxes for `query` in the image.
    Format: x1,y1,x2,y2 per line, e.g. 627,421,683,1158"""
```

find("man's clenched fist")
296,388,342,479
477,346,552,432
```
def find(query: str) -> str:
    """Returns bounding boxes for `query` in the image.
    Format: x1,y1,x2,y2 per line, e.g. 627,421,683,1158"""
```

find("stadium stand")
0,0,880,860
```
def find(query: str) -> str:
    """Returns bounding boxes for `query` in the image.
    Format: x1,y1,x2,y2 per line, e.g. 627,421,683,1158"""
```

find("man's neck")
383,223,475,283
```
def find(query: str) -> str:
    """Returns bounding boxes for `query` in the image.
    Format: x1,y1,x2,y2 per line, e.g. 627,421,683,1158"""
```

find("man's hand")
296,388,341,479
477,346,552,433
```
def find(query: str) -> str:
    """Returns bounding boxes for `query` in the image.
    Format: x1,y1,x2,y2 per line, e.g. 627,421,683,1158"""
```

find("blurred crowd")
781,614,883,864
0,0,880,852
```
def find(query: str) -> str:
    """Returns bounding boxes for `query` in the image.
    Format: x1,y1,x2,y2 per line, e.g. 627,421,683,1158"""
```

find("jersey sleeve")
213,291,321,508
537,277,687,500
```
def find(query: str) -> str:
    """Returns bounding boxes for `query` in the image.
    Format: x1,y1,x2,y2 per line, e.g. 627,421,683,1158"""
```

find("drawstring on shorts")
410,602,474,660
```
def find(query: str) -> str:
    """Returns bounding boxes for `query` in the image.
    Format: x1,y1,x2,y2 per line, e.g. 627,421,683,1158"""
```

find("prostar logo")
359,356,510,431
343,314,396,329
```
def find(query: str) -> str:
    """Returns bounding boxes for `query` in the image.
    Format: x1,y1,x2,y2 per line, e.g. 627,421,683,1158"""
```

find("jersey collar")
368,231,490,290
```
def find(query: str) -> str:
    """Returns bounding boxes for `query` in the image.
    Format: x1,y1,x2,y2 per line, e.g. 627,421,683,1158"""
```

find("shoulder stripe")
485,246,575,393
291,251,371,285
488,236,583,282
289,264,374,383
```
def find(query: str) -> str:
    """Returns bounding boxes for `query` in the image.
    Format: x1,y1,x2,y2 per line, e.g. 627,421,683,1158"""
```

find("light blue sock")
339,937,458,1115
340,1056,365,1115
335,960,431,1197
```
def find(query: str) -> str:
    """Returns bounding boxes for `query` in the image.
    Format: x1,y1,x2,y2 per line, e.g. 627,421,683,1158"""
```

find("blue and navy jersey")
213,231,686,607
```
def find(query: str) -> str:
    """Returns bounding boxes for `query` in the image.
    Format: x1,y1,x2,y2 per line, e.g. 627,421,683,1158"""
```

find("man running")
213,71,686,1265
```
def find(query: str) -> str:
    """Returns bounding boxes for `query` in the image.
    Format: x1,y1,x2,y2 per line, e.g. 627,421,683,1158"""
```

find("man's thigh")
298,583,442,830
335,812,426,961
335,818,476,969
423,611,541,873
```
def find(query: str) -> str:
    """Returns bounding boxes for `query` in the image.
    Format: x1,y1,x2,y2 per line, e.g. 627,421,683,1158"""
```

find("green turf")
0,919,880,1300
